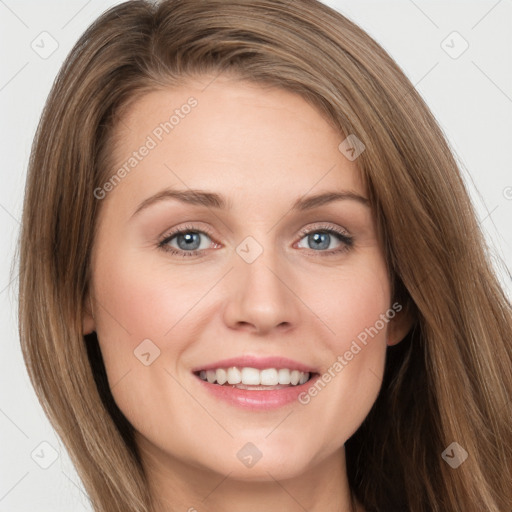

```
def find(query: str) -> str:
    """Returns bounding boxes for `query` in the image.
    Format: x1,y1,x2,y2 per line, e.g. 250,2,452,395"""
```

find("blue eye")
157,223,353,258
157,224,215,257
167,231,203,251
296,225,353,255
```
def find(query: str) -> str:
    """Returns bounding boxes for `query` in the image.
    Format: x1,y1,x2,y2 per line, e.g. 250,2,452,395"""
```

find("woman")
17,0,512,511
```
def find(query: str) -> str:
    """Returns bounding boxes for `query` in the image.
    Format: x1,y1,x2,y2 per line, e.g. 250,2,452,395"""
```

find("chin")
197,447,314,482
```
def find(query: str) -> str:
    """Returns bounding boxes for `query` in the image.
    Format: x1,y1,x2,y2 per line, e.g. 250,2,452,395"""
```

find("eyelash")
157,223,354,258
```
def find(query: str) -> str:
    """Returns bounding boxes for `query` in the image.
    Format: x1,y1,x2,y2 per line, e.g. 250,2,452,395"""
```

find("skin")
83,75,412,512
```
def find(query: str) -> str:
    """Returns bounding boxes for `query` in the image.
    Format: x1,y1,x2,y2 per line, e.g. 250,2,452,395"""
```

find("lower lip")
193,373,320,410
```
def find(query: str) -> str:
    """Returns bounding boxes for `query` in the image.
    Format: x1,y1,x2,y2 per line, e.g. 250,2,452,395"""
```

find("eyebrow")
130,188,370,219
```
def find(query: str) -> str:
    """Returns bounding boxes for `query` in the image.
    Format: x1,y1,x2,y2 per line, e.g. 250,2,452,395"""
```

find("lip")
193,372,321,410
190,355,319,373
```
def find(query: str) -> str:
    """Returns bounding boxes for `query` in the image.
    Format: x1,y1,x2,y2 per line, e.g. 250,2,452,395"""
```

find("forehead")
103,76,366,216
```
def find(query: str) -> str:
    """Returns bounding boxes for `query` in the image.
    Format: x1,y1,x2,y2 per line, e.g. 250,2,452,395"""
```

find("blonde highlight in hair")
17,1,512,511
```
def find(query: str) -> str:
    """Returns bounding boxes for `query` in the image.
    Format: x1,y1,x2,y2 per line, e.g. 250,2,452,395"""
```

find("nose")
222,246,301,336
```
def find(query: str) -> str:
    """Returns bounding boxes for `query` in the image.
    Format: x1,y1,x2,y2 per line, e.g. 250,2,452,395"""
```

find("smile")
194,366,313,387
192,366,320,410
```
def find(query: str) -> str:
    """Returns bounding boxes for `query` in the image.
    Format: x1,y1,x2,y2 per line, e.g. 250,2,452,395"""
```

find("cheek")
89,248,187,387
92,251,197,339
90,251,196,431
297,260,391,434
314,257,391,349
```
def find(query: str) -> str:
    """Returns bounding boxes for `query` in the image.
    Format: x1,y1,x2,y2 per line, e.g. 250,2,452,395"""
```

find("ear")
83,292,96,335
386,304,415,346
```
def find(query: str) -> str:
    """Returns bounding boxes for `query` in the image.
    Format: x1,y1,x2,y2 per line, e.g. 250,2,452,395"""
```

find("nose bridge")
224,233,299,333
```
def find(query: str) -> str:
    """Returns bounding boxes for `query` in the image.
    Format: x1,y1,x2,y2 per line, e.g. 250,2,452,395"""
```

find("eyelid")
296,222,351,238
158,222,216,241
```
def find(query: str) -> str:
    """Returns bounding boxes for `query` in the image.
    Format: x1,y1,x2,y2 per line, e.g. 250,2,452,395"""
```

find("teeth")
241,367,261,385
197,367,312,386
227,367,242,384
278,368,291,385
200,368,229,385
216,368,227,385
260,368,278,386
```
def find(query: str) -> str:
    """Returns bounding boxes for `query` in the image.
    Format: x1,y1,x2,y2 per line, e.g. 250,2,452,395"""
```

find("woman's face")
84,75,410,487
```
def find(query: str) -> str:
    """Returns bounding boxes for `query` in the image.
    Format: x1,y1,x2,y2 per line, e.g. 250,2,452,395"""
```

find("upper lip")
191,355,319,374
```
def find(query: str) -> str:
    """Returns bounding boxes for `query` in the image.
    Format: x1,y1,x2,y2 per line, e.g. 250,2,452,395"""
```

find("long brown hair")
17,1,512,511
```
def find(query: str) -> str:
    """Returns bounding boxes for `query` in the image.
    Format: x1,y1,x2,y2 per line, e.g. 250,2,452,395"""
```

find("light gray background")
1,1,511,510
